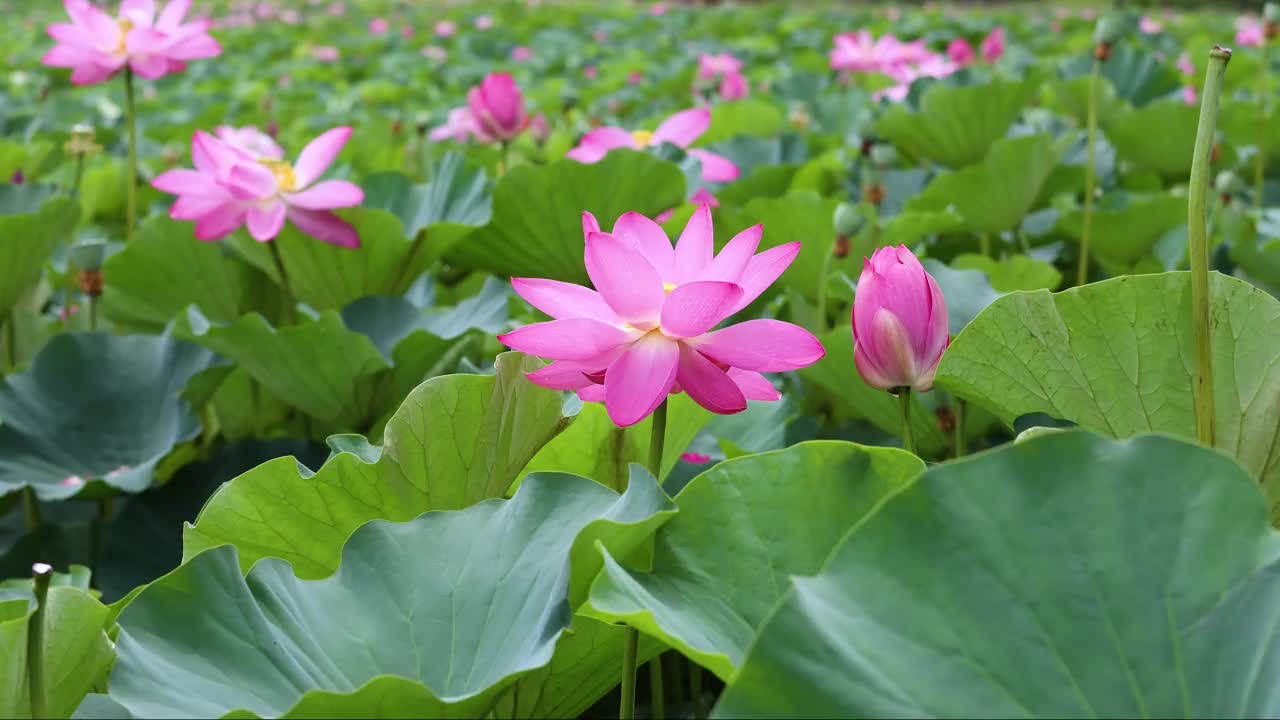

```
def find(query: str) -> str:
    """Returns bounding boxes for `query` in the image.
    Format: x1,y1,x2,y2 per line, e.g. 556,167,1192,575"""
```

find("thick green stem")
498,141,510,177
88,295,98,332
690,663,704,719
647,400,668,481
620,627,638,720
267,241,296,324
953,398,967,458
1258,41,1270,210
28,563,53,720
1078,59,1101,287
124,68,137,241
898,387,915,455
978,232,991,258
71,153,85,198
22,487,41,532
1189,46,1232,448
649,654,665,720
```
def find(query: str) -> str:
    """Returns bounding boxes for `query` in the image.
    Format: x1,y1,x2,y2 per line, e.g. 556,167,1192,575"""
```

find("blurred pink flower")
566,108,739,183
1237,20,1264,47
474,15,493,30
1176,51,1194,76
499,206,823,425
947,38,975,66
583,64,598,79
60,474,86,488
421,45,447,61
656,188,720,224
1182,84,1197,106
980,26,1005,63
852,244,949,392
312,45,339,62
280,9,299,24
830,30,933,74
627,70,644,85
681,452,711,463
42,0,223,85
152,126,365,246
327,2,344,16
400,25,414,38
719,71,748,100
214,124,283,158
1138,15,1163,34
467,72,529,142
530,112,551,144
593,29,608,43
511,45,532,62
368,16,388,34
434,20,456,38
697,52,743,81
429,107,478,142
650,2,670,16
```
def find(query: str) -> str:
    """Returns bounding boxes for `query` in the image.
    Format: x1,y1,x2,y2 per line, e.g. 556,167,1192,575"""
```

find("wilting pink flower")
467,72,529,142
42,0,222,85
499,206,825,426
566,108,739,183
429,107,478,142
583,64,598,79
852,245,949,392
511,45,532,62
421,45,447,61
474,14,493,30
719,71,748,100
681,452,711,463
1139,15,1163,34
980,26,1005,63
1176,51,1195,76
152,126,364,247
312,45,339,62
1182,84,1197,105
368,16,388,34
697,52,743,80
434,20,456,38
947,38,975,66
214,125,283,159
1236,19,1264,47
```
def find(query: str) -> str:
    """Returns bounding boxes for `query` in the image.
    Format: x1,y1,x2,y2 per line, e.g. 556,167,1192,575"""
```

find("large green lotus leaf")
360,151,493,263
447,150,686,284
875,77,1036,168
701,99,786,145
905,134,1070,233
951,253,1062,292
1104,100,1201,178
0,195,77,321
741,191,841,302
1061,42,1182,109
714,432,1280,718
101,217,266,330
585,441,922,681
0,333,216,502
1046,75,1123,127
936,272,1280,517
1221,101,1280,165
103,470,674,719
520,393,712,492
876,209,964,249
181,353,569,577
1055,193,1186,275
800,326,947,455
1,582,114,719
174,307,388,428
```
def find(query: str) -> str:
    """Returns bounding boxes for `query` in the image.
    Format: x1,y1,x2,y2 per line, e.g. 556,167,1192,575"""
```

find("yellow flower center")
631,130,654,148
258,159,297,192
662,282,677,294
114,17,134,54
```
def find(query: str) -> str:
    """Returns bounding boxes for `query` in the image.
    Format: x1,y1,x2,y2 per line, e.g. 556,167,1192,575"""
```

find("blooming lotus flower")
980,26,1005,63
830,30,932,74
719,71,749,100
467,72,528,142
947,38,975,66
697,52,743,80
1139,15,1163,34
512,46,532,62
474,15,493,30
368,17,388,34
566,108,739,183
1177,51,1195,76
499,206,825,426
852,245,949,392
43,0,222,85
152,126,364,247
215,125,283,159
429,107,479,142
1236,20,1264,47
434,20,456,38
312,45,339,62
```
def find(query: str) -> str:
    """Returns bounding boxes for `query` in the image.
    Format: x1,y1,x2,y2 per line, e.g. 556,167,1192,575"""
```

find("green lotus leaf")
876,209,964,249
714,432,1280,718
0,333,216,502
951,253,1062,292
702,98,786,145
1055,192,1186,275
876,76,1037,168
0,194,77,323
585,441,922,681
936,272,1280,518
360,150,492,251
1104,99,1201,178
448,150,686,283
741,190,842,302
1060,42,1182,108
101,469,674,719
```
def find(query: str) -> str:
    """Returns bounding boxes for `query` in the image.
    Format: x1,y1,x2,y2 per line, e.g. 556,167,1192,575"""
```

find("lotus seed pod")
869,144,898,167
1093,15,1122,46
833,202,866,237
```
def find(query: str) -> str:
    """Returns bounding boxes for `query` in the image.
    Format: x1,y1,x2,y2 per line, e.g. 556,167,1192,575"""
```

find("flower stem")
898,387,915,455
649,654,665,720
88,295,98,332
1078,58,1101,287
690,663,704,719
647,400,668,481
124,68,137,242
28,562,53,720
620,626,639,720
71,153,85,198
1258,40,1270,210
1189,46,1232,448
978,231,991,258
267,241,296,324
22,487,41,532
953,398,967,458
498,141,510,177
621,399,668,719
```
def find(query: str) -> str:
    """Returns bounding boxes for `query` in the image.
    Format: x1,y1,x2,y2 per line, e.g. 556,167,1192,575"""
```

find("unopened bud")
1093,15,1122,46
530,112,551,145
833,202,866,237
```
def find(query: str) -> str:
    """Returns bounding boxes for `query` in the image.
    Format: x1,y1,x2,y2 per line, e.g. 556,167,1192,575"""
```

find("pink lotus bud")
980,26,1005,63
368,17,389,34
466,72,529,142
947,38,975,66
583,64,598,79
851,245,949,392
719,71,748,100
530,112,551,144
434,20,456,38
475,15,494,30
512,46,532,62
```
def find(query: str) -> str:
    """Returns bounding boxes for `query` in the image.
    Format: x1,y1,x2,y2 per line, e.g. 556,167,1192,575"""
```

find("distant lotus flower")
593,29,608,43
466,72,529,142
583,64,598,79
280,9,300,24
530,112,551,144
1177,51,1195,76
327,2,345,16
1138,15,1163,34
42,0,222,85
474,15,493,30
1182,84,1197,105
368,16,388,34
566,108,739,183
152,126,364,246
980,26,1005,63
851,245,949,392
434,20,456,37
650,2,670,16
697,52,743,81
830,30,934,75
719,71,748,100
656,187,719,224
511,45,532,62
681,452,711,463
499,206,825,425
1236,20,1264,47
312,45,339,62
627,70,644,85
400,25,414,39
421,44,447,61
9,169,23,184
947,38,975,66
215,125,284,159
429,107,477,142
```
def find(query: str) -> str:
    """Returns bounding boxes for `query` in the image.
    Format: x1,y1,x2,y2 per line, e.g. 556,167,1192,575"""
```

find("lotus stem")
898,387,915,455
954,398,967,458
267,241,296,324
620,625,639,720
71,153,85,198
1078,59,1101,287
1258,41,1271,210
979,231,991,258
1189,46,1232,448
88,295,98,331
124,68,137,241
690,663,704,719
28,562,53,720
649,654,665,719
22,487,41,532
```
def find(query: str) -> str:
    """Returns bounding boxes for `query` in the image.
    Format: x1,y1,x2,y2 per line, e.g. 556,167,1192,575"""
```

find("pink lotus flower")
474,15,493,30
1182,84,1197,106
1176,51,1194,76
152,126,364,247
655,188,719,224
650,2,670,16
947,38,975,66
681,451,712,464
719,71,748,100
214,125,283,159
1236,20,1264,47
697,52,743,81
312,45,339,62
593,30,608,43
566,108,739,183
499,206,825,426
852,245,949,392
830,30,933,74
434,20,456,38
421,45,447,61
1138,15,1163,34
511,45,532,62
583,64,598,79
42,0,222,85
530,112,551,144
980,26,1005,64
429,107,478,142
627,70,645,85
467,72,529,142
400,25,414,39
327,2,345,16
368,16,388,34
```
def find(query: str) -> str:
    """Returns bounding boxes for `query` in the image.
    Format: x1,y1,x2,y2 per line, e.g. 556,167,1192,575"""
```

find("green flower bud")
1093,15,1122,46
833,202,866,237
